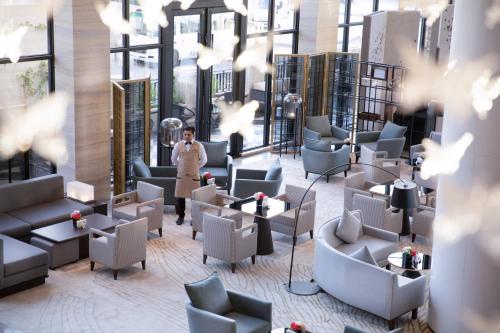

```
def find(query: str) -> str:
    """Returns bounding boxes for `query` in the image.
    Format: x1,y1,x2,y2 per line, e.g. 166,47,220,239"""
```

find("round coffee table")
388,251,431,278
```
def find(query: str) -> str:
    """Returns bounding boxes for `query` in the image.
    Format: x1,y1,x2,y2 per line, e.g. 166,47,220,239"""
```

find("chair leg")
411,233,416,242
192,230,197,240
388,319,396,330
305,171,308,179
90,261,95,271
231,263,236,273
293,236,297,246
203,254,207,264
309,230,313,239
158,228,162,237
113,270,118,280
344,170,347,177
227,189,230,195
251,255,256,265
141,259,146,270
386,264,391,270
412,308,418,319
326,175,330,183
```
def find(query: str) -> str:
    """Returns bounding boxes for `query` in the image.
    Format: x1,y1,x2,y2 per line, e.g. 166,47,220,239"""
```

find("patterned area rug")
0,153,433,333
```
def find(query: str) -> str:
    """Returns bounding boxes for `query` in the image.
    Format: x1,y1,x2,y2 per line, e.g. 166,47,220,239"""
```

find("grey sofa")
301,140,350,182
185,272,272,333
409,131,441,162
304,115,350,147
356,121,407,159
1,235,48,297
132,158,177,206
0,175,93,241
200,141,233,194
314,217,426,330
233,162,283,199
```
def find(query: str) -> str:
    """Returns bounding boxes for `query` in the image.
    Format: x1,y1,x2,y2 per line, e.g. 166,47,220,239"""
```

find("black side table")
66,197,108,216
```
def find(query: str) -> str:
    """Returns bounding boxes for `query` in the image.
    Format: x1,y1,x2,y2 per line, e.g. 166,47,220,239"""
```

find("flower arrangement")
402,246,420,268
288,321,307,333
402,246,417,257
253,192,266,201
76,218,87,229
70,210,81,228
201,172,215,186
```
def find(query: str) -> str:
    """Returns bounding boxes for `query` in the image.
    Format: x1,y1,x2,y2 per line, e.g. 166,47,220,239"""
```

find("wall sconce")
67,181,95,203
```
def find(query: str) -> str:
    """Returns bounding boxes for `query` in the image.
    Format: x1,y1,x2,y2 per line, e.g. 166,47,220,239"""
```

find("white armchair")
112,181,164,237
191,184,241,240
202,213,258,273
353,193,403,234
89,218,148,280
344,172,380,210
270,184,316,244
411,205,435,242
359,145,401,185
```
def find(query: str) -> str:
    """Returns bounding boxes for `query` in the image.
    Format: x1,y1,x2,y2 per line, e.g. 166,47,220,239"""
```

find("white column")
54,0,111,200
428,1,500,332
298,0,339,53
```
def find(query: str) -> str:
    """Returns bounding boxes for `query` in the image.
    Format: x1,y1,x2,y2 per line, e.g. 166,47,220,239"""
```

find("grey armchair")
185,272,272,333
200,141,233,194
301,141,350,183
191,184,241,240
202,213,258,273
271,185,316,243
359,145,401,184
233,162,282,199
89,217,148,280
112,181,164,237
344,172,379,211
410,131,441,162
411,205,435,242
356,121,407,159
353,193,403,234
132,158,177,206
304,115,350,147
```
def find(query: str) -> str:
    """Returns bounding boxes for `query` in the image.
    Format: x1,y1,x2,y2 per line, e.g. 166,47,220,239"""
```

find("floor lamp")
286,160,419,296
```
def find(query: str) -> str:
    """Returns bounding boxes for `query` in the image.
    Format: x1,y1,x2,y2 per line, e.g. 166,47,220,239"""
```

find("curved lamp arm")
287,161,404,289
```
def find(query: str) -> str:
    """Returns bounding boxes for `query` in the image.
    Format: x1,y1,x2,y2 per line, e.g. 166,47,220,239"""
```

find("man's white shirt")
171,140,207,168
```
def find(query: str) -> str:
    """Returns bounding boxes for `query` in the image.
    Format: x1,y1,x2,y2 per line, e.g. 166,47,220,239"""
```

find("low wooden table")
30,214,120,269
227,198,288,255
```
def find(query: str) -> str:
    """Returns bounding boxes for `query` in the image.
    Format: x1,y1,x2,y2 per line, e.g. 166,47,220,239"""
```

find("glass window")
0,1,48,56
129,3,160,45
350,0,373,23
338,0,347,24
378,0,399,11
109,0,123,48
337,27,344,51
347,25,363,53
0,60,49,107
247,0,269,34
110,52,123,80
243,37,268,150
274,0,294,31
273,33,293,54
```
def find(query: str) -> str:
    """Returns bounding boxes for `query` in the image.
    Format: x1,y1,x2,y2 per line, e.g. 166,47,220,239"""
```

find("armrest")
194,201,222,214
136,198,163,215
134,176,176,186
226,290,272,322
89,228,116,240
272,193,287,201
216,193,239,202
362,224,399,243
235,223,258,236
300,199,315,212
112,191,137,208
303,127,321,140
410,144,424,160
417,205,435,213
392,275,426,317
149,166,177,177
331,125,350,140
356,131,381,143
235,168,267,180
186,303,236,333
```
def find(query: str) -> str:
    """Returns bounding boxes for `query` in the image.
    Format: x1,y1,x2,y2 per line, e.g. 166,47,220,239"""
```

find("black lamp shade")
390,180,419,209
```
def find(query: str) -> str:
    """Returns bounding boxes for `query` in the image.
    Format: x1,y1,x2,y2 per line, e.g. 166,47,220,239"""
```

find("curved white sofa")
314,218,426,329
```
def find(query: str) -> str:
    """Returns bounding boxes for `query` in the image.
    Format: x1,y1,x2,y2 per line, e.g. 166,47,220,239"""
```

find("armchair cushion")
336,209,362,244
350,245,377,266
306,115,331,137
224,312,270,333
202,141,228,167
264,161,282,181
112,203,156,220
1,235,48,276
379,121,406,140
133,158,152,177
303,138,331,152
185,272,233,315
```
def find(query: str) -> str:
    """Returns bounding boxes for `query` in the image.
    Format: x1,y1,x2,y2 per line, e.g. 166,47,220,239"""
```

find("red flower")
203,172,212,179
410,249,417,257
258,193,266,200
70,210,81,220
290,321,305,331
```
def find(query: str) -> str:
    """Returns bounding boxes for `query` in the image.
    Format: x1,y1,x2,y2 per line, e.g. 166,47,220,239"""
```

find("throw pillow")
303,138,332,152
265,160,282,180
132,158,152,177
379,121,407,140
184,272,233,315
306,115,332,137
350,209,364,237
350,245,377,266
336,209,362,244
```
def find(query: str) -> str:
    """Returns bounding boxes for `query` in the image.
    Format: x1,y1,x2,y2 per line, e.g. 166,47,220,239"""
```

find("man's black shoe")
176,217,184,225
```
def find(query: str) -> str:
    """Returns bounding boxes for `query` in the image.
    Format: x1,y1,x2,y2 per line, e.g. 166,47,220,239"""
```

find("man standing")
171,126,207,225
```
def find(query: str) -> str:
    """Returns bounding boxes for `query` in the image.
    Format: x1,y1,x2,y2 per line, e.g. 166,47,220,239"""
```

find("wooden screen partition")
112,77,151,195
306,53,328,117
